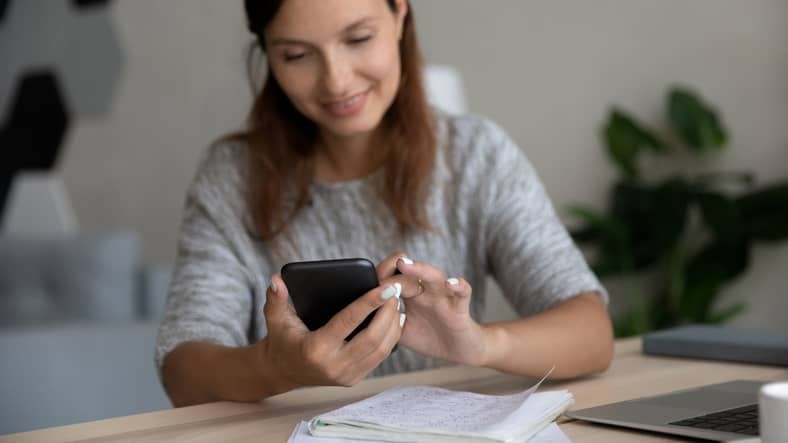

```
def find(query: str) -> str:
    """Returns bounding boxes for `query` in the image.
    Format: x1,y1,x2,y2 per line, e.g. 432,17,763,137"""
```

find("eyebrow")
269,16,380,46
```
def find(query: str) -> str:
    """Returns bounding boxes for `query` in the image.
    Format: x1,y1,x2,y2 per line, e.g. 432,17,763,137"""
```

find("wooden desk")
3,338,786,442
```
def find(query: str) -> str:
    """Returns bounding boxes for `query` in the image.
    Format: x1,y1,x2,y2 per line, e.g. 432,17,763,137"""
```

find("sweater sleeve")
154,143,264,377
473,118,607,316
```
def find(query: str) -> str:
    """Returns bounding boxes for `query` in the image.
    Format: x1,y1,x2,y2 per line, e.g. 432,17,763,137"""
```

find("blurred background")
1,0,786,435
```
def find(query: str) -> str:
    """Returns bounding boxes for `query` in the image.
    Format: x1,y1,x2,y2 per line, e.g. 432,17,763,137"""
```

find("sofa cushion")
0,232,140,326
0,322,170,434
138,265,172,321
0,286,61,326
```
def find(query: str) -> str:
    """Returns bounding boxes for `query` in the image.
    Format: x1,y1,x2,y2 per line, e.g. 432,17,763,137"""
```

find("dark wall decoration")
71,0,111,9
0,71,70,216
0,0,120,220
0,0,8,24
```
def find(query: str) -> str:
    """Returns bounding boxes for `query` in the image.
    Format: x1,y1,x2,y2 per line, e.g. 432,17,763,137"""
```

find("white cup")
760,381,788,443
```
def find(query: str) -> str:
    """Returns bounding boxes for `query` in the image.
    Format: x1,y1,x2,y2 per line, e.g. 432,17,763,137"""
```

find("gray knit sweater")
155,112,606,378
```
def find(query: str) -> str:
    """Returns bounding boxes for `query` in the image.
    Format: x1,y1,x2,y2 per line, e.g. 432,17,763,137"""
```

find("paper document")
300,369,573,443
288,421,572,443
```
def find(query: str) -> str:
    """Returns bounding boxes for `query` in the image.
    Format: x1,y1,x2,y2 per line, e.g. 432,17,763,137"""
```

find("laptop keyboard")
669,404,759,435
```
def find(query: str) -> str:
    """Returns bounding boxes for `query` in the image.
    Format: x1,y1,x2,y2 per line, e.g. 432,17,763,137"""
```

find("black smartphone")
281,258,381,342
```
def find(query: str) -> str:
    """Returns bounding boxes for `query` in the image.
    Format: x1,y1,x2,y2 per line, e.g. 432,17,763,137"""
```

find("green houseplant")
570,87,788,337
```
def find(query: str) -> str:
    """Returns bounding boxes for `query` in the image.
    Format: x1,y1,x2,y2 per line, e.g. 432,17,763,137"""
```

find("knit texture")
155,112,607,378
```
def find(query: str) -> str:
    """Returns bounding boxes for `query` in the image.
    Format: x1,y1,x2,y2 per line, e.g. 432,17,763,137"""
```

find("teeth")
331,94,363,110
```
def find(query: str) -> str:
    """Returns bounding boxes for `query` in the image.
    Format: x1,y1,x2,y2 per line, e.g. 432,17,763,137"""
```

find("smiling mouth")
323,91,368,116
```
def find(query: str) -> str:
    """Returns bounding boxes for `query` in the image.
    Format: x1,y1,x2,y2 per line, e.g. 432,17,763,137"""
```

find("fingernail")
269,280,278,293
382,285,397,300
394,282,402,298
399,313,407,327
398,257,414,265
447,278,459,286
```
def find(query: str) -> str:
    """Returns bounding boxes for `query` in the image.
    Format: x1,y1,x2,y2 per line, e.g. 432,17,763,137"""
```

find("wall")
412,0,788,329
2,0,786,329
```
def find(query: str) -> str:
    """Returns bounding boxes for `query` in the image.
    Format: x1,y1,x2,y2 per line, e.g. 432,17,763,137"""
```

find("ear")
395,0,408,40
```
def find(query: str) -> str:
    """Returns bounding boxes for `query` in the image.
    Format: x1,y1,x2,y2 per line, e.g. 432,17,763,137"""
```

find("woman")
157,0,613,407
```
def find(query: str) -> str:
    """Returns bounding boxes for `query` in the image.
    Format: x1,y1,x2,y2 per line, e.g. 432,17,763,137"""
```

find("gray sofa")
0,232,172,435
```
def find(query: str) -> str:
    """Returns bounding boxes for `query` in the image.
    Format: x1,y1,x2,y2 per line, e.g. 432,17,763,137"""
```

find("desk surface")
2,338,786,442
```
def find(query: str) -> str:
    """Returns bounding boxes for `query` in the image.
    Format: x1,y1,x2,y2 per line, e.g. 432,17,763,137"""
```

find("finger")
263,273,304,330
344,299,403,383
446,277,472,298
395,257,446,285
381,273,422,300
343,293,400,356
263,273,288,320
376,251,409,280
393,259,448,299
321,282,402,342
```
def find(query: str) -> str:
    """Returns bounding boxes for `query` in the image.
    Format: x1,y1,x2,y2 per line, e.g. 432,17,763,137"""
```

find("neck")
315,130,386,182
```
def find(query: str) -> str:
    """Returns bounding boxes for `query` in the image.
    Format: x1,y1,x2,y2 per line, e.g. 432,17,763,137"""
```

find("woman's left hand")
376,253,491,367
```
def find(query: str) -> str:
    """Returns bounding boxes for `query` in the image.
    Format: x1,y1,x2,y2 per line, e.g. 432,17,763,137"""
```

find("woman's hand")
256,273,403,388
376,253,491,367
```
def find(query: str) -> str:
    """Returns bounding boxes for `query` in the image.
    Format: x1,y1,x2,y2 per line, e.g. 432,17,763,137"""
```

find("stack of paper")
288,421,571,443
288,378,573,443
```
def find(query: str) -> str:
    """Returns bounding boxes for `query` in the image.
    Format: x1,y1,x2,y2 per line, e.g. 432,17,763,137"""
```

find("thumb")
263,273,299,326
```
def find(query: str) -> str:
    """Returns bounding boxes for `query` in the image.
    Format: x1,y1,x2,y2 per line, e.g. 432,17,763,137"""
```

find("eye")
283,48,313,63
284,52,306,62
348,35,373,45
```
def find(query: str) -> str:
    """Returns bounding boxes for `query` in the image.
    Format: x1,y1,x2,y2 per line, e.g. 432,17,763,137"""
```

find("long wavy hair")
227,0,435,242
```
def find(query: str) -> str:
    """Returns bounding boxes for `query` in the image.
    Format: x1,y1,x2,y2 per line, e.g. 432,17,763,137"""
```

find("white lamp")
1,171,78,237
424,65,468,115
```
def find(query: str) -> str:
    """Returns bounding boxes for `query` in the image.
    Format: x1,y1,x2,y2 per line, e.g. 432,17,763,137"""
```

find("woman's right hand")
256,273,403,389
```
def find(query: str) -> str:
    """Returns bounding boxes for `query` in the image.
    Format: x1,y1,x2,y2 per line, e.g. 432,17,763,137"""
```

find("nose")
321,51,352,97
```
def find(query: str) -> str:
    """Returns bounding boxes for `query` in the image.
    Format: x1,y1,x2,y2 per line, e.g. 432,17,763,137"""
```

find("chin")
320,113,384,138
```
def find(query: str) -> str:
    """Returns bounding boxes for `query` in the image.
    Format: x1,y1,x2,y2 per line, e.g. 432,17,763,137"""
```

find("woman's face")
264,0,407,141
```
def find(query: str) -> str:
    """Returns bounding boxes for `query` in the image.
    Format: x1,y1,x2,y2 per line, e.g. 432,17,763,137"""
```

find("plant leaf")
651,178,692,250
613,303,653,338
737,182,788,240
567,206,634,275
680,240,749,322
696,191,743,245
569,226,597,243
708,302,747,324
667,244,687,315
668,87,728,151
678,274,719,323
603,110,664,178
695,171,755,191
609,178,690,269
613,296,675,337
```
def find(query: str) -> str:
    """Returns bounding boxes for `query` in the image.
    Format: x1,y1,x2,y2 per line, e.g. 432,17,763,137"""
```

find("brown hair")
226,0,435,242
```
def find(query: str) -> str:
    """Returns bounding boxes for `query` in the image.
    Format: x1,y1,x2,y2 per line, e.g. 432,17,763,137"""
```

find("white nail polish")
394,282,402,298
382,285,397,300
447,278,459,286
399,313,407,327
269,280,278,293
399,257,414,265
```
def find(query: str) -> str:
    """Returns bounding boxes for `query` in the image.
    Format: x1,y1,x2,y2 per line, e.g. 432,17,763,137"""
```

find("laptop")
566,380,763,441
